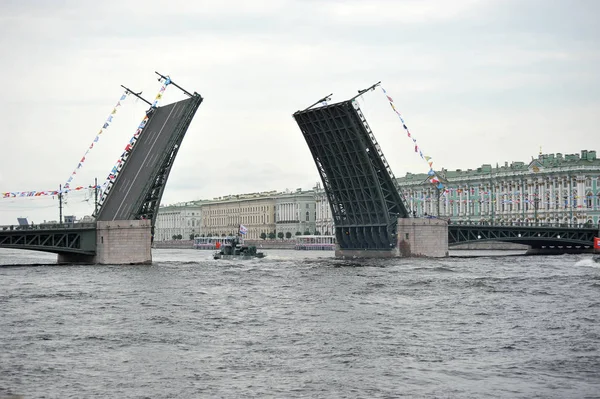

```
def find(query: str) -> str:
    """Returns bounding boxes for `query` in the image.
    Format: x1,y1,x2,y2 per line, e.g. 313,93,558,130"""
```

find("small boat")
593,255,600,263
213,236,266,260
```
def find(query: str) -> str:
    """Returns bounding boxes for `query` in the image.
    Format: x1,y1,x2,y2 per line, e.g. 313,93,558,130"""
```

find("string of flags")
2,77,173,201
380,86,444,191
64,91,129,190
98,77,172,196
2,185,99,198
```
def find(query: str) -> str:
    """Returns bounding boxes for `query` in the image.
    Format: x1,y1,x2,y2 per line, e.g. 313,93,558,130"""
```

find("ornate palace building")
397,150,600,226
313,150,600,230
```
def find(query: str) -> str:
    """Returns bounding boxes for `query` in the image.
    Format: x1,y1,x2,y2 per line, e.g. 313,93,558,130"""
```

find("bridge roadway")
0,223,97,255
97,98,194,221
448,222,599,252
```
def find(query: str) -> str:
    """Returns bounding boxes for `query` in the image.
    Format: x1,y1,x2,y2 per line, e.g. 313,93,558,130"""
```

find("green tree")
189,233,195,240
285,232,292,239
177,234,183,240
172,234,177,240
304,230,311,235
295,231,302,236
260,232,267,240
268,232,276,240
314,231,321,235
277,232,284,240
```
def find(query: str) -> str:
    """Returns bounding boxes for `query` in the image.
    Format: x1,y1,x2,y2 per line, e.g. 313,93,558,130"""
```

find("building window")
305,211,309,222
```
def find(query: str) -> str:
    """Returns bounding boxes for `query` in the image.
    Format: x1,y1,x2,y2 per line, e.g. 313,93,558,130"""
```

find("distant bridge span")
294,88,411,251
449,223,598,252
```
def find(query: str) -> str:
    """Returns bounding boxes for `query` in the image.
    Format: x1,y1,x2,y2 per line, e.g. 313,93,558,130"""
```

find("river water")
1,248,599,398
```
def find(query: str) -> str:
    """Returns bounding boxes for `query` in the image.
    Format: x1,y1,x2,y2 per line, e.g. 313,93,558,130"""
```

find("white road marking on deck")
112,104,179,220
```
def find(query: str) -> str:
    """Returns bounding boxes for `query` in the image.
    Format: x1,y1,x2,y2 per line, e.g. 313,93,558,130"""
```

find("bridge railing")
448,220,600,229
0,222,97,232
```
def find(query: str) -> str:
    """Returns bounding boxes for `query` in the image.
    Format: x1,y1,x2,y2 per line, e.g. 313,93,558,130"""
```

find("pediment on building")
528,159,544,173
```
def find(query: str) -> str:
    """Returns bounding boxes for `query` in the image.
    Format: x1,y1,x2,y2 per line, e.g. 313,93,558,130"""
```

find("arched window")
586,192,593,208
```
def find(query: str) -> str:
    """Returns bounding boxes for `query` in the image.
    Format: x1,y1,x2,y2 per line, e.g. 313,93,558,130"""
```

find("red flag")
594,237,600,250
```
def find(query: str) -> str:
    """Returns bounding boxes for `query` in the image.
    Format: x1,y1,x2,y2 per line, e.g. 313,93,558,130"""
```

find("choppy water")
1,248,599,398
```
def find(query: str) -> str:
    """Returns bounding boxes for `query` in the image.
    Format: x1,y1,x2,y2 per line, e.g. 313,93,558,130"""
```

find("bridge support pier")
95,220,152,264
397,218,448,258
57,220,152,265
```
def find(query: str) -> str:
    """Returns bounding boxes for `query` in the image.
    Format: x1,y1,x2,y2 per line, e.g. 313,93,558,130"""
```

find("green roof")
398,149,600,184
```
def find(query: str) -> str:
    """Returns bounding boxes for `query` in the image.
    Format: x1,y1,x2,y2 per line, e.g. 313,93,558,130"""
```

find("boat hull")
214,253,266,260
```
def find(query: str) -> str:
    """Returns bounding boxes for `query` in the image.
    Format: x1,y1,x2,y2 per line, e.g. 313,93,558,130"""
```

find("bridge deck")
0,223,97,255
96,97,198,222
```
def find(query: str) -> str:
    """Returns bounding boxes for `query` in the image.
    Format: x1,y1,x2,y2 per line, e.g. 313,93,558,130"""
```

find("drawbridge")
0,74,202,257
293,84,411,251
95,80,203,227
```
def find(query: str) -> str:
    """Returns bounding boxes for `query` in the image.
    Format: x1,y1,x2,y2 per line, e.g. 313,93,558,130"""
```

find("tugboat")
213,235,266,260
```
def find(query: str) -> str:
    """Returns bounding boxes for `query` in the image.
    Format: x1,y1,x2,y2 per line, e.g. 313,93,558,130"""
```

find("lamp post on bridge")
58,184,63,224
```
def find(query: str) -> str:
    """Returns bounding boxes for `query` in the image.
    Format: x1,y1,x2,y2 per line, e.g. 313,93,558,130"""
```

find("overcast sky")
0,0,598,224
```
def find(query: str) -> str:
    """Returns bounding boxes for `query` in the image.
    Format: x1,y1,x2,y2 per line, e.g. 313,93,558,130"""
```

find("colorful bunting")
98,78,172,198
1,185,100,198
3,78,175,202
381,86,444,190
63,90,129,190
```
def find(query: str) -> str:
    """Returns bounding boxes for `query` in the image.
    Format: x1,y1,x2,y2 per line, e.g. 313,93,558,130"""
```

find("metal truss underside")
0,225,97,255
448,224,598,249
294,100,410,250
133,94,203,226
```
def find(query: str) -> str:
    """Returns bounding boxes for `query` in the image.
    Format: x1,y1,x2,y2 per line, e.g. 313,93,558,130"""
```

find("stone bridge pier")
396,218,449,258
58,220,152,265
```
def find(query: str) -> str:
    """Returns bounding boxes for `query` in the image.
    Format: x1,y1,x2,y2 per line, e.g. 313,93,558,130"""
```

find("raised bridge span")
293,87,411,253
0,76,203,261
95,94,202,225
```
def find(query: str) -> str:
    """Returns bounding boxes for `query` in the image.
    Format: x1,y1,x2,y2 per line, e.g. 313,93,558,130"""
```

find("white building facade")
199,192,277,240
154,203,203,241
274,188,317,237
313,182,334,235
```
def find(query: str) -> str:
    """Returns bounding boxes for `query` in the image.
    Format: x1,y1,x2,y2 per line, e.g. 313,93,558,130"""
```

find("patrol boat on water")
213,236,266,260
